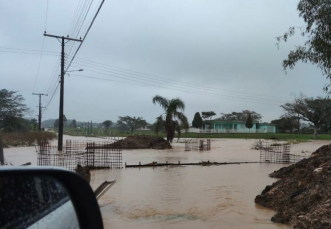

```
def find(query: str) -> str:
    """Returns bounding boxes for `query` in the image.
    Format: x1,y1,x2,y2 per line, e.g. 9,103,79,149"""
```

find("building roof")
210,120,275,125
210,120,258,124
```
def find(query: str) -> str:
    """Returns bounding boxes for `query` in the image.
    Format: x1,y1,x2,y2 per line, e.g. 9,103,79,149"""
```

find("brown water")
90,138,325,229
5,137,327,229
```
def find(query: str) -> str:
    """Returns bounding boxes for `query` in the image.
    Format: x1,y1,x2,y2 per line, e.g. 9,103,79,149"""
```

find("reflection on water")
90,139,292,229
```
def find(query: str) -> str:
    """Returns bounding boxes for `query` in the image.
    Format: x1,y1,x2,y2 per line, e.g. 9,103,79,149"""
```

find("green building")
203,120,276,133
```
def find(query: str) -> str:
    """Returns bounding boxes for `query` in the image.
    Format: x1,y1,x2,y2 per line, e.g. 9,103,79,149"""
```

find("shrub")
0,131,57,147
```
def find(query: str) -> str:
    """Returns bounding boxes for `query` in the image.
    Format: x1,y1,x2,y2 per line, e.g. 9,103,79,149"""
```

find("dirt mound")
116,135,172,149
255,144,331,229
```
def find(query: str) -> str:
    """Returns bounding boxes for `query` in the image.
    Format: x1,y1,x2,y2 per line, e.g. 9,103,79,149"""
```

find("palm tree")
152,95,189,143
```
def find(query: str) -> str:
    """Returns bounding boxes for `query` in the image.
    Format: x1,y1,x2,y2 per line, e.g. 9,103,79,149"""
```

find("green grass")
56,127,331,141
178,133,331,141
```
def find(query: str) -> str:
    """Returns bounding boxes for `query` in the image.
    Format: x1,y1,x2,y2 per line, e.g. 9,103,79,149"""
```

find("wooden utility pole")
0,137,4,165
44,33,82,151
298,112,300,132
32,93,48,131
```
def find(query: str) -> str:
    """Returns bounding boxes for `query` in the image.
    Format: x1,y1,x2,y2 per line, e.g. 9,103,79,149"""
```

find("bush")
0,131,57,147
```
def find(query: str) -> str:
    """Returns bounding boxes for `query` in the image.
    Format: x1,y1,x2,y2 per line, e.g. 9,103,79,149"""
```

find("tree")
281,96,331,138
201,111,216,120
277,1,331,92
116,120,129,132
271,116,299,133
245,113,253,132
70,119,77,128
54,119,59,128
54,115,67,128
152,95,189,143
30,118,38,131
152,115,165,135
1,116,31,132
320,119,331,134
0,89,29,131
218,110,262,122
192,112,203,128
103,120,112,130
117,116,148,134
63,115,67,126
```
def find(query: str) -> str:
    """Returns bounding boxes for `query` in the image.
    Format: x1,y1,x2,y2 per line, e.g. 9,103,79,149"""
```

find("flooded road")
92,163,289,229
90,138,324,229
4,137,327,229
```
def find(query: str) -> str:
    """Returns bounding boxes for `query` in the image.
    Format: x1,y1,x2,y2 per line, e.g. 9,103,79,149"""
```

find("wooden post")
86,143,89,167
92,142,95,168
0,137,4,165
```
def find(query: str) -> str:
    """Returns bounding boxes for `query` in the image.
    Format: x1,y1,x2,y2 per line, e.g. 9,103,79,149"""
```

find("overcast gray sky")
0,0,327,124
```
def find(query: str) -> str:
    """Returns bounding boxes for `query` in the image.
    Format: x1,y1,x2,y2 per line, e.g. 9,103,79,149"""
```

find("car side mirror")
0,167,103,229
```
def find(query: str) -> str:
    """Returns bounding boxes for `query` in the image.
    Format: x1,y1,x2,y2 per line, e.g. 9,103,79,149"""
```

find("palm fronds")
152,95,189,143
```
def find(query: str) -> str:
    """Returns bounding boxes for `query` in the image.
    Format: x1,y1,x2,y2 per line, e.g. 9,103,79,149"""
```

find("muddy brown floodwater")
4,136,327,229
89,139,326,229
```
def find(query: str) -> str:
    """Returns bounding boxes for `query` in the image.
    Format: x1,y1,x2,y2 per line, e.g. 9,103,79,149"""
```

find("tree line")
0,89,37,132
3,87,331,141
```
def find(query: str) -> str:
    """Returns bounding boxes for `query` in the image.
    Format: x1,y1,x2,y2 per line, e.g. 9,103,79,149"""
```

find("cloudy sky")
0,0,327,124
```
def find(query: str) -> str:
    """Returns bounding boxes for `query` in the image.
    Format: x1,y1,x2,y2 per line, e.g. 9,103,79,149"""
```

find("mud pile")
116,135,172,149
255,144,331,229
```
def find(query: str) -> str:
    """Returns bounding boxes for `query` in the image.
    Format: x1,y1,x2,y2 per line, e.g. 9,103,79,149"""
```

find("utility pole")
298,112,300,132
32,93,48,131
44,33,82,152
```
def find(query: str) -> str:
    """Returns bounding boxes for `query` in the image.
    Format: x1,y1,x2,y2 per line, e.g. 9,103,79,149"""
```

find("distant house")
136,125,152,131
203,120,276,133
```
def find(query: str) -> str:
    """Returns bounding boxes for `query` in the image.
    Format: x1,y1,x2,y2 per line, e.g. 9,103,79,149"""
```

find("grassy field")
58,127,331,141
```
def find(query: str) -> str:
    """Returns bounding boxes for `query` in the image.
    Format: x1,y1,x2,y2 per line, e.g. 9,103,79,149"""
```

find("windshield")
1,0,331,229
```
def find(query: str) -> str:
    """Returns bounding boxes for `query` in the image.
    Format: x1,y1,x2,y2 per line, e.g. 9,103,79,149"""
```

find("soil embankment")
115,135,172,149
255,144,331,229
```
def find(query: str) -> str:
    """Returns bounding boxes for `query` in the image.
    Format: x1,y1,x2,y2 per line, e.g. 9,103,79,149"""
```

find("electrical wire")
65,0,105,73
72,57,291,101
32,0,50,92
0,46,293,105
69,72,284,106
71,64,287,104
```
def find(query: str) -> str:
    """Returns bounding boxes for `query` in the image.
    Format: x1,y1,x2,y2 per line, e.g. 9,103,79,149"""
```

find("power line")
45,0,49,32
70,73,284,106
70,60,289,103
45,81,60,108
68,0,83,36
76,0,94,38
72,56,292,100
72,65,286,104
32,0,49,92
0,45,292,103
65,0,105,73
45,0,93,100
0,47,58,54
0,50,59,56
43,0,88,103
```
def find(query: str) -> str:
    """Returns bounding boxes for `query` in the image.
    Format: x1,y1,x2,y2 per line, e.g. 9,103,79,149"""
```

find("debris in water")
94,180,116,200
